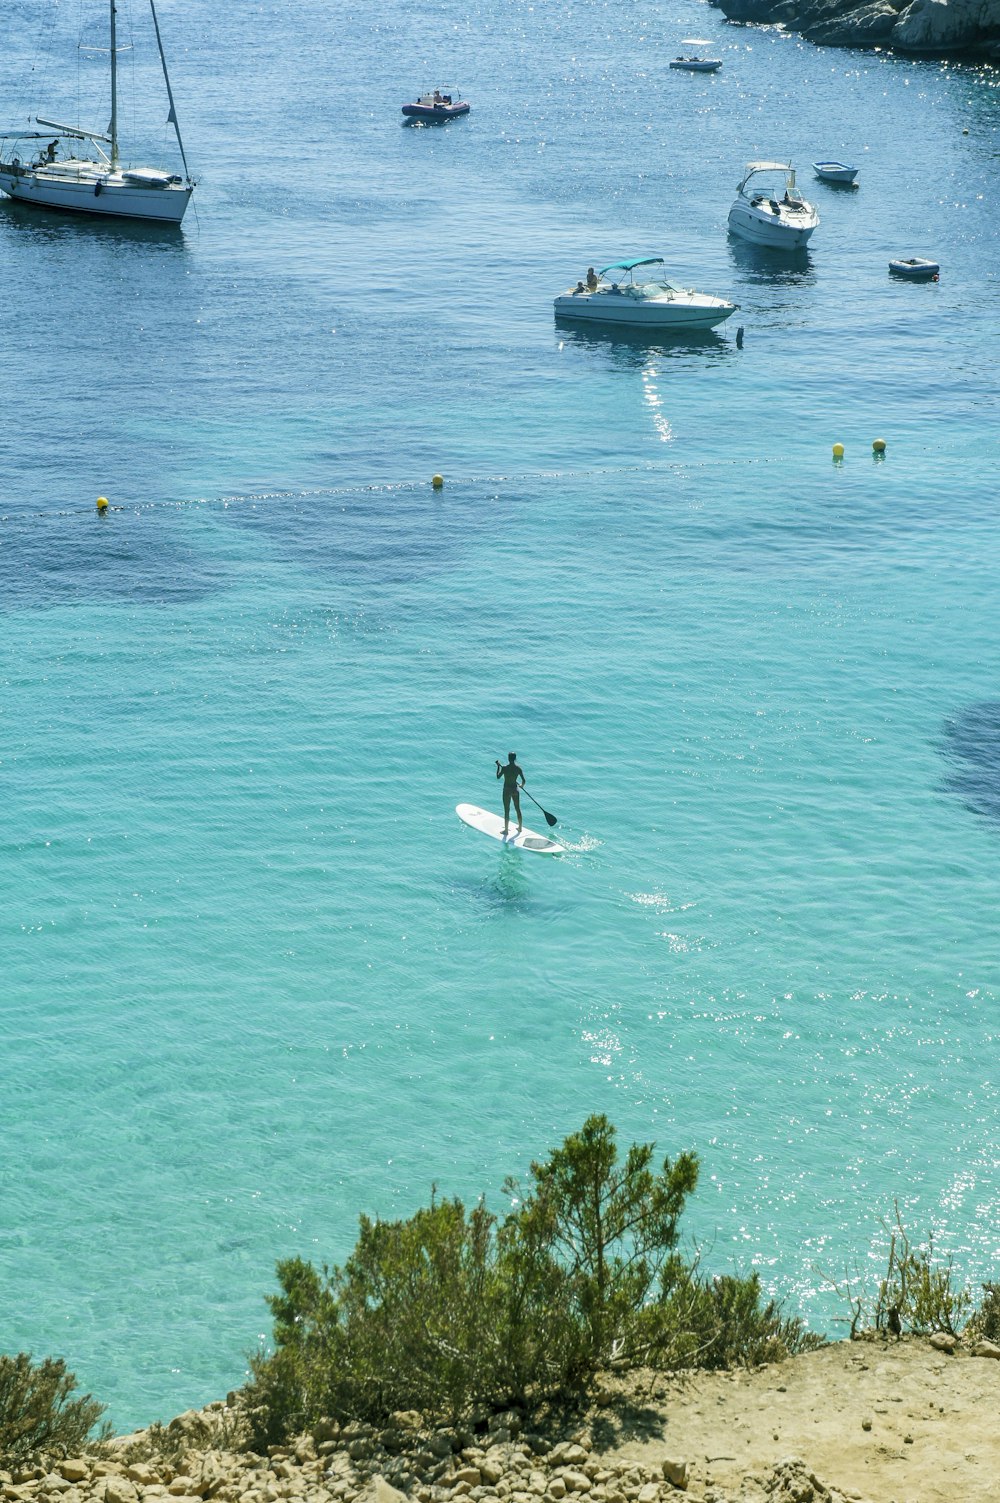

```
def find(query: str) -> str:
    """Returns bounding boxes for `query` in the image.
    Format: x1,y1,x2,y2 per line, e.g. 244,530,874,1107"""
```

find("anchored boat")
0,0,194,223
728,162,818,249
554,258,737,331
812,161,859,185
402,91,470,122
889,258,940,280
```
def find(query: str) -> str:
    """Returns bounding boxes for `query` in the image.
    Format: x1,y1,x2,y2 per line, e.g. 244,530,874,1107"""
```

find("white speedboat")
812,160,859,185
554,258,737,330
728,162,818,249
0,0,194,223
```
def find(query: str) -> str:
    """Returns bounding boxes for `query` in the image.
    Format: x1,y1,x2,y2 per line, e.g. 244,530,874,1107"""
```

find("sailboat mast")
149,0,191,182
109,0,119,166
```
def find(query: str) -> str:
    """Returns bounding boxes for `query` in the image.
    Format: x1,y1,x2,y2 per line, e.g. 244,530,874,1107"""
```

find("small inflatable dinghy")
889,258,939,280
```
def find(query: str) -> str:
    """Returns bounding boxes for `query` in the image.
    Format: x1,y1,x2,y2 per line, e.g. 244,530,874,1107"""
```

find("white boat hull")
728,200,816,248
0,163,192,223
554,288,736,330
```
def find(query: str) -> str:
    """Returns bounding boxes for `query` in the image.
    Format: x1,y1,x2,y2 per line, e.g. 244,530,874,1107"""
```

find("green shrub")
642,1263,823,1370
892,1240,970,1336
821,1205,975,1337
967,1282,1000,1343
245,1115,819,1444
243,1255,343,1446
244,1195,585,1444
119,1421,190,1470
509,1114,700,1367
0,1354,109,1466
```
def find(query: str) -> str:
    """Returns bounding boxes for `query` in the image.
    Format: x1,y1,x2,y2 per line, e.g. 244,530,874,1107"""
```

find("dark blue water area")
0,444,992,619
940,702,1000,826
224,482,516,587
0,508,228,610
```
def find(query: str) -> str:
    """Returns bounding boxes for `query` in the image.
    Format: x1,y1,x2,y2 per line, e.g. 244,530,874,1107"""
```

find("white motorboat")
812,161,859,185
554,258,737,331
670,39,722,71
0,0,194,223
728,162,818,249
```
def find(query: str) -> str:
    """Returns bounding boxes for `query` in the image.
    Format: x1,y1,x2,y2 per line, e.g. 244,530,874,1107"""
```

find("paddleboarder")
496,753,525,839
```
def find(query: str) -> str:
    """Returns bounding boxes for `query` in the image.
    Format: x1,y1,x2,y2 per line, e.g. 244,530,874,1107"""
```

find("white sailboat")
0,0,194,224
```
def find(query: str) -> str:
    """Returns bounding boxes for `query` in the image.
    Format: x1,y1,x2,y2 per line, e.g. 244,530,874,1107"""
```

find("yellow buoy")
832,443,845,460
872,438,886,453
96,495,109,512
431,473,444,489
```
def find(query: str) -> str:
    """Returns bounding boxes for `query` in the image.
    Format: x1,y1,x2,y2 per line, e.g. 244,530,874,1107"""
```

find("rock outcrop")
710,0,1000,57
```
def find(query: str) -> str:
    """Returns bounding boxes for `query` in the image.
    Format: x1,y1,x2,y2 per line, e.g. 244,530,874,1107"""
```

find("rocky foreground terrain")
3,1338,999,1503
710,0,1000,59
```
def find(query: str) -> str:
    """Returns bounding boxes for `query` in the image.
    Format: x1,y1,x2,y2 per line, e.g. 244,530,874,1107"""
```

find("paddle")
520,786,558,828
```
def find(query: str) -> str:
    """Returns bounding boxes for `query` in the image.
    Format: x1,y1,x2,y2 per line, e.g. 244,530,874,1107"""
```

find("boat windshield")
739,162,796,195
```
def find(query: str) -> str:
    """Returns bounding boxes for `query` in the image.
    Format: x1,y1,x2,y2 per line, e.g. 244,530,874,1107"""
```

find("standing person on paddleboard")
496,753,525,839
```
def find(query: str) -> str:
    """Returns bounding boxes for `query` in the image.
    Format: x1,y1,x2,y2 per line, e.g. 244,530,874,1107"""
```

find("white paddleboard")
456,803,565,855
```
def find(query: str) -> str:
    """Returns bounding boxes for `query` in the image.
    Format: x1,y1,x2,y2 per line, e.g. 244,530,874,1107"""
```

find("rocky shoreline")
4,1337,999,1503
709,0,1000,60
0,1403,858,1503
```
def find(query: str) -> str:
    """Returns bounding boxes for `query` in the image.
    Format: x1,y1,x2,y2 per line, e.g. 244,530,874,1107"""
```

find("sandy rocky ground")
3,1337,998,1503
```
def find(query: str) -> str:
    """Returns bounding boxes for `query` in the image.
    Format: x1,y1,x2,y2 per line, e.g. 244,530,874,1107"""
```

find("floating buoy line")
0,456,807,527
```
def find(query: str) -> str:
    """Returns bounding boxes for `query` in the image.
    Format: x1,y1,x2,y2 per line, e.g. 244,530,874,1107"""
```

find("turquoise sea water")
2,0,999,1432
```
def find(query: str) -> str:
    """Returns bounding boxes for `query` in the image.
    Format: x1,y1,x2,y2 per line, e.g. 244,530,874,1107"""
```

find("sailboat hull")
0,163,191,223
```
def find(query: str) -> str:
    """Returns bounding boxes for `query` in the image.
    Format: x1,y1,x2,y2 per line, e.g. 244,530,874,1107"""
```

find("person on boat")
586,267,599,290
496,753,525,838
433,90,443,103
45,139,57,163
574,280,586,294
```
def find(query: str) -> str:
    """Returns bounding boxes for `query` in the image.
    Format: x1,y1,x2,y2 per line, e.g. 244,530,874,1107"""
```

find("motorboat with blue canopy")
554,258,737,330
